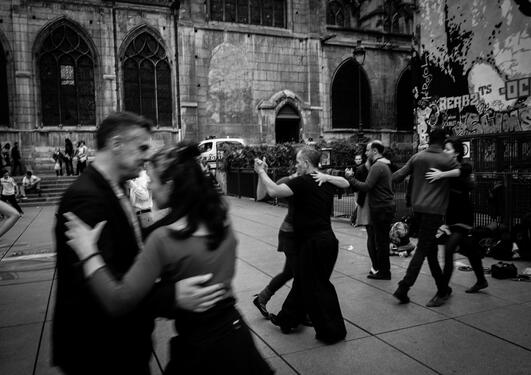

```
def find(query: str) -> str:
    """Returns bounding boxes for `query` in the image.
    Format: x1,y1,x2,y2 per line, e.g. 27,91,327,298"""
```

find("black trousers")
398,213,446,294
443,230,486,286
276,230,346,342
366,206,394,275
11,159,22,176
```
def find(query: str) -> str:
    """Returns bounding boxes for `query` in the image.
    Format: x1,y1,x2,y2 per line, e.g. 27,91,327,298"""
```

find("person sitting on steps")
20,171,42,199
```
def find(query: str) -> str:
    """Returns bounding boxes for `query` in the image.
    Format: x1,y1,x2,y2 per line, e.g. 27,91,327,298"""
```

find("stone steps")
15,175,78,207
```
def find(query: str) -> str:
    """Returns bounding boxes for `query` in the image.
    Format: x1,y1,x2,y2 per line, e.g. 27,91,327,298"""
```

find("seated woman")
64,143,273,375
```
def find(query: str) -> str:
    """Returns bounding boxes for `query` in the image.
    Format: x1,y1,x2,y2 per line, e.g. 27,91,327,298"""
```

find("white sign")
462,141,471,159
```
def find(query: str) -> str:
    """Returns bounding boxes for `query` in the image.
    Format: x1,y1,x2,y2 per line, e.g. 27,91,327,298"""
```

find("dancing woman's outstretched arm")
64,213,226,317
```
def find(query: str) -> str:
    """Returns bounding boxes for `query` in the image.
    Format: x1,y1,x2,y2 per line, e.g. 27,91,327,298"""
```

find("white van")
198,137,246,165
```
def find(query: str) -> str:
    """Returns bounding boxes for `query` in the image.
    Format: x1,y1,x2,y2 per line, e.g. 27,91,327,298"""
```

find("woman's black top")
446,162,474,226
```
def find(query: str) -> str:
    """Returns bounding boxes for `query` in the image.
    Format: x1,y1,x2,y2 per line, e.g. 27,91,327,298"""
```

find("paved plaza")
1,197,531,375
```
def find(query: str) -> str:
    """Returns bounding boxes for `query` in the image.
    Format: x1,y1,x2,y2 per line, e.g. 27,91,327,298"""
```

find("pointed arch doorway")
275,104,300,143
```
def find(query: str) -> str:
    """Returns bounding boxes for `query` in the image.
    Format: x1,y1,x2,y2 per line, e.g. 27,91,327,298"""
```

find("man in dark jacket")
53,112,225,375
10,142,22,176
347,140,395,280
392,128,459,307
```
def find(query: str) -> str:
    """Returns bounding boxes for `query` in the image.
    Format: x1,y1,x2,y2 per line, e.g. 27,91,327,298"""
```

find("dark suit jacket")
52,165,174,375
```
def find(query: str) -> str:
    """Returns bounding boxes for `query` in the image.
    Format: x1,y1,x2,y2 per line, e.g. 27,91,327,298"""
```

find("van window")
199,142,213,153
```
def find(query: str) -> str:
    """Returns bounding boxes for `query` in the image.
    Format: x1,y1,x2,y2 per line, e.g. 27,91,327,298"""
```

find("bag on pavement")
491,262,517,279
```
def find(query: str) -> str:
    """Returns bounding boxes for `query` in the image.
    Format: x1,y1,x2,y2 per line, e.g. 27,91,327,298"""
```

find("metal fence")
458,132,531,172
225,168,410,221
225,169,531,228
471,172,531,228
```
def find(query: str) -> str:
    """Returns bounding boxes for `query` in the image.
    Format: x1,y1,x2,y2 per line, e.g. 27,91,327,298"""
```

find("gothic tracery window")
331,59,371,129
209,0,286,28
0,43,9,126
38,24,96,126
327,1,346,27
123,32,172,127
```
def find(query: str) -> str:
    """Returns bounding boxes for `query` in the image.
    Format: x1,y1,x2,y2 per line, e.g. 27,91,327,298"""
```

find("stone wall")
0,0,415,172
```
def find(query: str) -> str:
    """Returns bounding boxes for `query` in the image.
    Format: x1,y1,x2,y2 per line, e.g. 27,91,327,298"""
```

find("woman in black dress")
426,138,488,293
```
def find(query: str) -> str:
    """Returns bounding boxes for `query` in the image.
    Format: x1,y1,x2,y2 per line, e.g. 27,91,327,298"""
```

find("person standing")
254,147,349,344
11,142,22,176
392,128,459,307
0,170,23,215
75,141,88,175
52,112,226,375
2,143,11,169
128,169,153,228
52,148,64,176
425,138,488,293
346,141,395,280
64,139,74,176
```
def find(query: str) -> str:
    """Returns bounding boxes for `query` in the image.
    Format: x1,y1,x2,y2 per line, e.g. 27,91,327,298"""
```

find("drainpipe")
171,1,182,141
112,1,121,110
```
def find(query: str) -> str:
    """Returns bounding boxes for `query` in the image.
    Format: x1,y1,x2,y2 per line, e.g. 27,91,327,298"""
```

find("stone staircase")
16,175,77,207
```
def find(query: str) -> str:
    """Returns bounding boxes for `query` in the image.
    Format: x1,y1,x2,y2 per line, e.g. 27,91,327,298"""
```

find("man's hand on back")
175,274,226,312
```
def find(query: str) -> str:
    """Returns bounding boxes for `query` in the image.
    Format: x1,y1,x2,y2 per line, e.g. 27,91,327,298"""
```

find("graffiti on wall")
414,0,531,148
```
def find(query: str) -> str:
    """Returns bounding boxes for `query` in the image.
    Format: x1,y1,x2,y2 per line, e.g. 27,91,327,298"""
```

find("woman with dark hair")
426,138,488,294
63,142,273,375
64,139,74,176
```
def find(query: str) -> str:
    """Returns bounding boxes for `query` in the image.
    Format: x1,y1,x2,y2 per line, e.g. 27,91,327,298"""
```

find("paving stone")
233,258,277,293
333,276,445,334
0,256,55,285
283,336,436,375
237,288,369,355
34,322,62,375
0,322,41,375
0,279,52,327
266,356,298,375
457,303,531,350
378,319,531,375
152,317,176,370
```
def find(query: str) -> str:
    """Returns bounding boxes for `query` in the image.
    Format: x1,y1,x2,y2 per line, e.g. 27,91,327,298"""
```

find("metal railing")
225,169,531,229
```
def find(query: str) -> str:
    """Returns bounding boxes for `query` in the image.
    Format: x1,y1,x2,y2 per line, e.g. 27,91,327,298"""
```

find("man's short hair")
428,128,447,145
96,112,153,150
369,140,385,154
26,171,32,176
298,146,321,167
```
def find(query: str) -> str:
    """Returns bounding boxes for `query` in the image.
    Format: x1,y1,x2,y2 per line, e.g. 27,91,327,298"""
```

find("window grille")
327,1,346,27
123,32,172,127
208,0,286,28
0,43,9,126
38,24,96,126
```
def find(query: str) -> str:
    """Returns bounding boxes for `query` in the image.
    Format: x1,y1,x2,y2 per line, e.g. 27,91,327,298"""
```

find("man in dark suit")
52,112,225,375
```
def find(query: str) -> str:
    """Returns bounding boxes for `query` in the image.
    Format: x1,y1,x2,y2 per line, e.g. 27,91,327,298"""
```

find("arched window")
209,0,286,28
396,67,414,131
327,1,346,27
38,24,96,126
331,59,371,129
123,32,172,127
0,42,9,126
